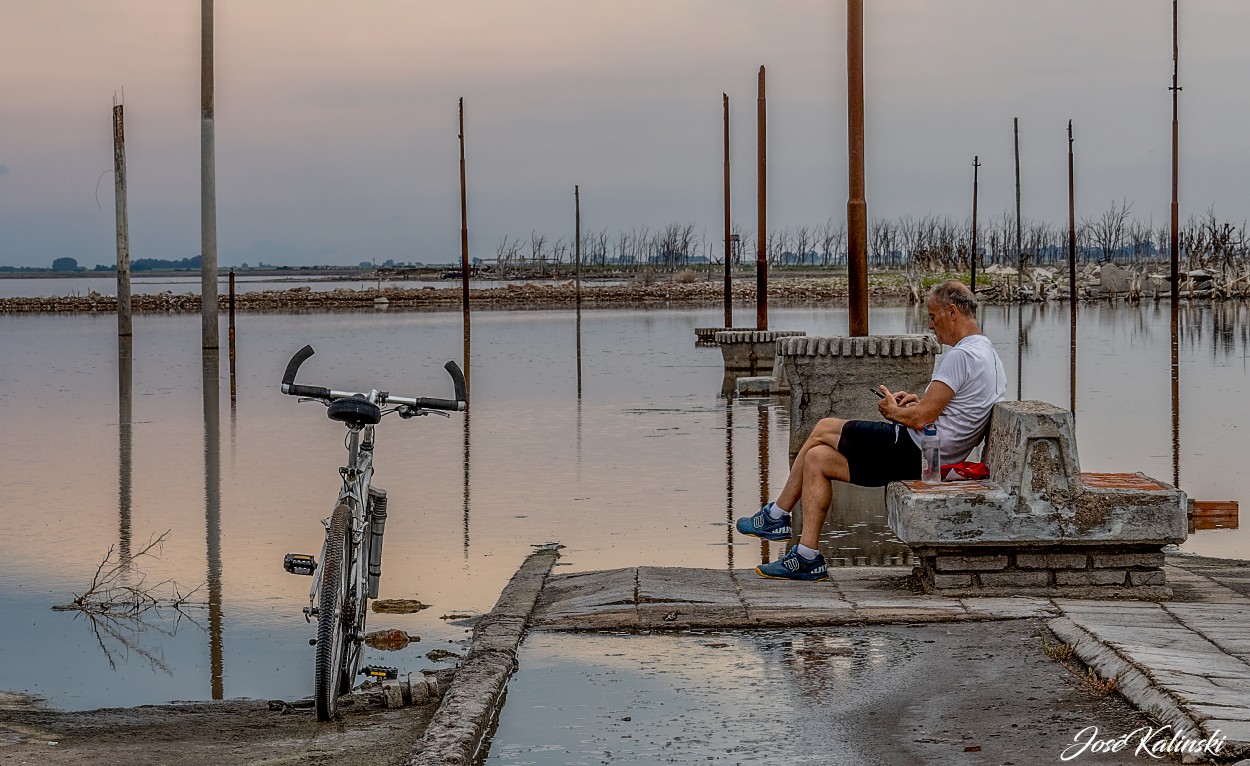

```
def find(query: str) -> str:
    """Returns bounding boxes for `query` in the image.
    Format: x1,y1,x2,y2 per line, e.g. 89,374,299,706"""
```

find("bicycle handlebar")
280,345,467,412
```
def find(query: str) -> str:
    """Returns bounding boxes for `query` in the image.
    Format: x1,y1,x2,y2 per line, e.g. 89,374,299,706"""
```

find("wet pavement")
527,554,1250,761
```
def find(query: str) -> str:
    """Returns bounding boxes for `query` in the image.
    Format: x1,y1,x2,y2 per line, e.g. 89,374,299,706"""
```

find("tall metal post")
847,0,869,336
1170,0,1180,307
200,0,219,349
970,156,980,292
1068,121,1077,415
723,93,733,328
113,100,132,338
574,185,581,305
756,66,768,331
228,270,237,403
1014,117,1023,295
1170,0,1181,488
459,98,471,399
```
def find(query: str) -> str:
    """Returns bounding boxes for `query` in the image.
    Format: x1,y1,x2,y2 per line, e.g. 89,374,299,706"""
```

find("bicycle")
279,344,466,720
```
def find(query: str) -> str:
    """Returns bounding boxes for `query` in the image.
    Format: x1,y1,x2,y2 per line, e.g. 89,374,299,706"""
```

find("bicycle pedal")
283,553,317,575
360,666,398,680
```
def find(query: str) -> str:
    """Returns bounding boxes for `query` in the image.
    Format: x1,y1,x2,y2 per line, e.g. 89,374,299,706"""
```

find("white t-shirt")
907,334,1006,466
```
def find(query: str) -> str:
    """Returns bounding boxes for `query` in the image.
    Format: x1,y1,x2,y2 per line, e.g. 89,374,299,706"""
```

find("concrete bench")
886,400,1187,598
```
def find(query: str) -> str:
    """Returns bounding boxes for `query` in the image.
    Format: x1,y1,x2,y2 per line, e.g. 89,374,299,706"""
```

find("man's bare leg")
775,418,847,511
795,443,851,550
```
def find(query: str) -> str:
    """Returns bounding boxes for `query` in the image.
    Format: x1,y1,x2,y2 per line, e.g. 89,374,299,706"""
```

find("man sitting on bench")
736,280,1007,581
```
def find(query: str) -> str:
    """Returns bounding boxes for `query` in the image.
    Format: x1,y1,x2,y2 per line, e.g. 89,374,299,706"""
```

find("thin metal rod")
574,185,581,305
1014,116,1023,297
200,0,219,349
847,0,868,336
756,66,767,331
1068,121,1077,416
970,156,980,292
459,98,471,399
723,93,733,328
1170,0,1181,488
228,270,236,402
113,100,131,338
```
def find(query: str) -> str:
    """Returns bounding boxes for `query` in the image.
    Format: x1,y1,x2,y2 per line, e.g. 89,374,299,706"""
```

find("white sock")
795,544,820,560
766,502,790,520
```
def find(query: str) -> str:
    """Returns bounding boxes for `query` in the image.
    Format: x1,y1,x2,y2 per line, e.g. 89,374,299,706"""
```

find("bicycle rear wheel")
315,503,353,720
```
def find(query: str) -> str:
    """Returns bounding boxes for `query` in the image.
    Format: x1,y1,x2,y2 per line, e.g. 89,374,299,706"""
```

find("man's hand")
877,385,913,420
877,382,955,430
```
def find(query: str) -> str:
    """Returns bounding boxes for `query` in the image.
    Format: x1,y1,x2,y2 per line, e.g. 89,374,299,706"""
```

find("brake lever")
298,397,328,406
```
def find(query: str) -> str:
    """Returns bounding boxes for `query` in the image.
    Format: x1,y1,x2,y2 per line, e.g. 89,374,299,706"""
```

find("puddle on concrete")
480,625,1159,766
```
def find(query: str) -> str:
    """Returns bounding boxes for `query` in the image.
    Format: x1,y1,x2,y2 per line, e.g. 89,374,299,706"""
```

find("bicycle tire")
315,503,352,720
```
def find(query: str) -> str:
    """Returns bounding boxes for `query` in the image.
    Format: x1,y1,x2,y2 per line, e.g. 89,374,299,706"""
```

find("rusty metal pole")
228,270,237,403
970,156,980,293
723,93,733,328
575,185,581,305
459,98,471,401
1014,117,1023,296
200,0,219,350
756,67,768,330
847,0,869,336
113,99,132,338
1170,0,1180,307
1068,121,1077,416
1170,0,1181,488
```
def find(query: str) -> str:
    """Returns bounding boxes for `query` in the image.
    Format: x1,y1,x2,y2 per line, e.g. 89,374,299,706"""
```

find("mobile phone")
871,388,885,399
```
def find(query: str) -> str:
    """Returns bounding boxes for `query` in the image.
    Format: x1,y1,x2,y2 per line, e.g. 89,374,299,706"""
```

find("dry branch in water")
52,530,204,616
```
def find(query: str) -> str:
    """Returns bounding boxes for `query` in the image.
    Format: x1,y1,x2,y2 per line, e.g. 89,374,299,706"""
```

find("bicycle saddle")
327,395,382,426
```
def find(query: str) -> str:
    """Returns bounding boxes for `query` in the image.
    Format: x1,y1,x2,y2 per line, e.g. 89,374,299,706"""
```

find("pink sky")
2,1,1247,267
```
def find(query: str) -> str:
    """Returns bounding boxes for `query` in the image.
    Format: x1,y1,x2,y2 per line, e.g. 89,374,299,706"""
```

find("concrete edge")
1045,616,1249,757
405,545,561,766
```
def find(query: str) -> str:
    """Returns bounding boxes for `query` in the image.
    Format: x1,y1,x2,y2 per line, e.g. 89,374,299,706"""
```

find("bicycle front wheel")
315,503,353,720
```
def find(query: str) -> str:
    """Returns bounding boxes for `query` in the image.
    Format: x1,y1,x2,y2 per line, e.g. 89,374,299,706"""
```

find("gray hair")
928,280,978,317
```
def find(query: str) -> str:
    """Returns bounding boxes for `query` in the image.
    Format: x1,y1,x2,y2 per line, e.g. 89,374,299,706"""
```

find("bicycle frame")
303,392,380,683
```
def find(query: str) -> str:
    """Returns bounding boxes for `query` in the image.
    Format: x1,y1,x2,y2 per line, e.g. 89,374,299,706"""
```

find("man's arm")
878,381,956,430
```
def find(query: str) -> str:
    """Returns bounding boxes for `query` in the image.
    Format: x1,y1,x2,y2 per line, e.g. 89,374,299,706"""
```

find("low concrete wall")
715,329,806,373
778,334,939,459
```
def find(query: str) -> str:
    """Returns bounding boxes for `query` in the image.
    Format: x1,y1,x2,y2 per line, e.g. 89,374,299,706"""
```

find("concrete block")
1129,569,1167,587
1092,552,1166,569
1017,552,1089,570
979,571,1051,588
780,334,938,457
1055,570,1128,587
933,573,973,589
934,555,1009,572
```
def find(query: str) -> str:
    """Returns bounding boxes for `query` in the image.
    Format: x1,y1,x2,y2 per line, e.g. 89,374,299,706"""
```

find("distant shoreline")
0,276,923,314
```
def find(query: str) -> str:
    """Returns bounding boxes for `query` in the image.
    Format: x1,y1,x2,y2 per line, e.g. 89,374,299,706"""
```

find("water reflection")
725,401,734,570
463,326,472,558
202,350,224,700
757,404,771,564
118,335,133,566
1172,298,1181,489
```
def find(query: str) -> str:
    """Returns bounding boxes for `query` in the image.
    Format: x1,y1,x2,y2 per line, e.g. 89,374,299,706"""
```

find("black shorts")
837,420,921,487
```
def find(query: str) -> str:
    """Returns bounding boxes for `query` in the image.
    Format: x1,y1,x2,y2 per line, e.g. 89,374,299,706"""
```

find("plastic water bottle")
920,424,942,484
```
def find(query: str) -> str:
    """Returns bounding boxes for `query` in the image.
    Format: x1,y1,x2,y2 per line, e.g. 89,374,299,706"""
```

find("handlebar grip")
287,383,331,399
412,397,465,412
444,361,468,406
282,345,315,393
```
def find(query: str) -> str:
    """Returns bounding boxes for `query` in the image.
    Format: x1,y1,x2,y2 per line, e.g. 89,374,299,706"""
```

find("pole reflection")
725,399,734,570
118,334,133,566
463,327,472,559
1171,297,1180,488
202,350,224,700
757,404,770,564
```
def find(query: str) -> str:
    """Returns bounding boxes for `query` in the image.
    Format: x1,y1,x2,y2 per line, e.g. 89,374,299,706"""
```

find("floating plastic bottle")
920,424,942,484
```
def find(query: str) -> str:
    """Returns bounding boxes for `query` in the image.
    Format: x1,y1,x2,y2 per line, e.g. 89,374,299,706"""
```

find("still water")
0,301,1245,710
0,275,586,299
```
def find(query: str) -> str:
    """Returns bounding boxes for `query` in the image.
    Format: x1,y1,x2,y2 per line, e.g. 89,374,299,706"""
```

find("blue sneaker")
736,503,792,541
755,547,828,581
